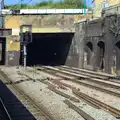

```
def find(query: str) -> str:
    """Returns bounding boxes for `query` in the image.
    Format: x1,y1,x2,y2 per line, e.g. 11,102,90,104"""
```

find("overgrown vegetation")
5,0,85,9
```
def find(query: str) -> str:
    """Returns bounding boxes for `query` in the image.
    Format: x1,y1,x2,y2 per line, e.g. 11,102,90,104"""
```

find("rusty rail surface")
64,99,95,120
16,70,96,120
19,72,80,103
72,88,120,118
36,66,120,118
56,66,108,79
58,65,115,79
59,65,120,81
37,66,120,98
55,66,120,89
0,69,56,120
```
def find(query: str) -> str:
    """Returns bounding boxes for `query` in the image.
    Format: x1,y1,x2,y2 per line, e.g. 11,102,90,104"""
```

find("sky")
4,0,92,6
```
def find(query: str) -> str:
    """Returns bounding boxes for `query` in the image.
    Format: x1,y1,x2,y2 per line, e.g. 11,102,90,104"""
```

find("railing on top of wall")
1,9,90,15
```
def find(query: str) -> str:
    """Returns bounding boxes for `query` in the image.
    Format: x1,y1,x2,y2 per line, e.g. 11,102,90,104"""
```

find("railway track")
55,66,120,89
49,79,120,118
18,71,97,120
59,65,115,79
58,66,120,82
27,66,120,119
1,66,120,119
72,88,120,119
37,66,120,97
0,69,55,120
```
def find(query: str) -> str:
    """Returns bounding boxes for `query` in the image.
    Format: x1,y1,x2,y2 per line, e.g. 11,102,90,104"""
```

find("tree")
64,0,84,8
5,0,84,9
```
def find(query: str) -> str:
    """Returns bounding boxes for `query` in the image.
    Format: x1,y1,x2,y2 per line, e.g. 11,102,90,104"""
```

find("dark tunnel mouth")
97,41,105,53
116,41,120,49
86,42,93,51
97,41,105,48
20,33,74,66
97,41,105,70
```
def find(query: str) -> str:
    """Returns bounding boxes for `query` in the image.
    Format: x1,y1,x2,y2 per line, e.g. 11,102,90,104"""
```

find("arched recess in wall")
86,41,93,65
115,41,120,75
97,41,105,71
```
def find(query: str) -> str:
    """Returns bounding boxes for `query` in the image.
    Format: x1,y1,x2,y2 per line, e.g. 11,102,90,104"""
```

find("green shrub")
5,0,84,9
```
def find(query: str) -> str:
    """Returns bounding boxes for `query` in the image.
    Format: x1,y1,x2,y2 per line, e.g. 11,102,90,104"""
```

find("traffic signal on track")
20,31,32,45
20,25,32,45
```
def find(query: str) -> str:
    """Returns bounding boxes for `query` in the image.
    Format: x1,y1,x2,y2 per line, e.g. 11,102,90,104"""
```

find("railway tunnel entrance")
20,33,74,66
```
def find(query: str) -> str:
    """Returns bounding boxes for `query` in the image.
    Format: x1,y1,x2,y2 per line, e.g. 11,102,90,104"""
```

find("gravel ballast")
0,66,120,120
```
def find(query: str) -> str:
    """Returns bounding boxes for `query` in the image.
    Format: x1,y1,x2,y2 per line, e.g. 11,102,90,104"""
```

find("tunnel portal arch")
85,41,93,66
97,41,105,71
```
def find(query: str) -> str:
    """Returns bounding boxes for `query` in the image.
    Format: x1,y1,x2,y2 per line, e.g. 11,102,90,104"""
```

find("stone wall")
65,22,85,68
4,14,93,35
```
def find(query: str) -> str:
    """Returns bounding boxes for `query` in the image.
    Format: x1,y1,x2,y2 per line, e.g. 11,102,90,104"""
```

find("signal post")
20,25,32,71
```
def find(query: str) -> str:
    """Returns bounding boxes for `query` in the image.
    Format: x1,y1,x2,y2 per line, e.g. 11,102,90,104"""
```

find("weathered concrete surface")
65,22,85,68
5,15,75,35
75,13,120,75
5,35,20,66
4,14,92,35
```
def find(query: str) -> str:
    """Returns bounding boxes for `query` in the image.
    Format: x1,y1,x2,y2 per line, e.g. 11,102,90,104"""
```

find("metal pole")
92,8,94,19
92,0,95,19
23,45,27,71
84,0,86,14
21,0,23,9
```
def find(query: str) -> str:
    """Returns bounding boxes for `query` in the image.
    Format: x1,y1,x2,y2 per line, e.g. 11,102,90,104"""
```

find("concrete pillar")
92,38,98,71
104,17,114,74
78,24,85,69
104,37,114,74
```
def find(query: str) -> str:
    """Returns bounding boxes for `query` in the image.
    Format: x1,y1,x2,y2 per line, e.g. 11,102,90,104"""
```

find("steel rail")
20,69,96,120
61,66,120,80
37,67,120,98
64,99,95,120
58,65,120,82
56,66,108,79
0,97,12,120
58,65,114,78
0,69,55,120
37,66,120,118
55,66,120,89
72,88,120,118
56,66,107,79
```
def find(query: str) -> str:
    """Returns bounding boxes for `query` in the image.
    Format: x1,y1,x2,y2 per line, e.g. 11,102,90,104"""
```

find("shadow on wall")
20,33,74,66
97,41,105,71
